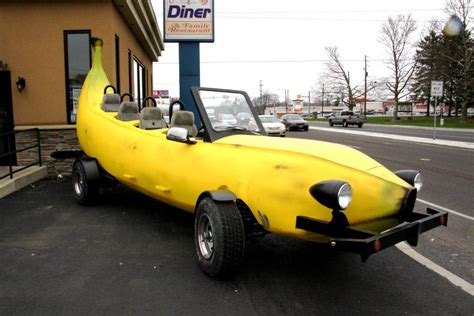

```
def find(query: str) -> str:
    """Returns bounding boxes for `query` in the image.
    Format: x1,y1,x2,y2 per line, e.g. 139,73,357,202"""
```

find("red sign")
153,90,170,98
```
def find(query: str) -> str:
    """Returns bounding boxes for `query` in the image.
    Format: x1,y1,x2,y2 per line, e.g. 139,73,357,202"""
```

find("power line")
217,8,446,14
216,16,450,23
156,58,396,65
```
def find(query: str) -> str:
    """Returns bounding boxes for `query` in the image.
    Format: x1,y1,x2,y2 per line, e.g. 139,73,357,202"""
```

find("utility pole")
285,89,289,114
347,71,352,110
321,83,325,114
308,91,311,115
259,80,263,114
364,55,368,117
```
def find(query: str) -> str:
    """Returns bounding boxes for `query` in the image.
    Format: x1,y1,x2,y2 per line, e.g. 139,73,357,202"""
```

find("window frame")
133,56,146,107
63,29,91,125
128,49,132,94
115,34,121,94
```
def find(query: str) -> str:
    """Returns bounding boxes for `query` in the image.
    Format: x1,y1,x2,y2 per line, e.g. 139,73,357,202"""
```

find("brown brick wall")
16,129,80,177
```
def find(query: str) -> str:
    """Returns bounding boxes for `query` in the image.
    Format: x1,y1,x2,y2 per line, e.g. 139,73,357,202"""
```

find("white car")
220,113,237,125
259,115,286,137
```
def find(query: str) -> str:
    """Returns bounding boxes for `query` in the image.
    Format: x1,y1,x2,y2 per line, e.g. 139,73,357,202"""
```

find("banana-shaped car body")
73,39,447,277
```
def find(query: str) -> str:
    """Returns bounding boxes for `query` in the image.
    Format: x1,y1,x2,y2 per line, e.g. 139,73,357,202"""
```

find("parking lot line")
417,198,474,221
396,242,474,296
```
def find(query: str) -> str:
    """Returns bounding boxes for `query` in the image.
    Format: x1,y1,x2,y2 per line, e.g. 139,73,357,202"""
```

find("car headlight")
395,170,423,191
337,183,352,209
413,173,423,191
309,180,352,210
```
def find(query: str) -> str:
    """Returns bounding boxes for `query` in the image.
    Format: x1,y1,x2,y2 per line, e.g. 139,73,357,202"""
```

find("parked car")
72,38,448,278
329,111,365,128
280,114,309,131
236,112,251,125
259,115,286,137
324,112,336,119
219,113,237,125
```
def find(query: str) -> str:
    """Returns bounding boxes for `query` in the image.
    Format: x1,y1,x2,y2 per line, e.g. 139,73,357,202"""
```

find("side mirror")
166,127,196,144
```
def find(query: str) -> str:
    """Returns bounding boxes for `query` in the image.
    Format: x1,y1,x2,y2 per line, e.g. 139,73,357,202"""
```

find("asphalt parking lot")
1,177,473,314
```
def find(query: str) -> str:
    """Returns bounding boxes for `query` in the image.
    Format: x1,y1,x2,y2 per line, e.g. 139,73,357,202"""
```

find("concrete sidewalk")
309,126,474,149
363,123,474,133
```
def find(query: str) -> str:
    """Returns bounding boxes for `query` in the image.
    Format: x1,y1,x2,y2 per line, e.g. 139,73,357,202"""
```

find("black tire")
195,197,245,278
329,120,334,127
343,120,348,127
358,123,363,128
303,126,309,131
72,159,99,205
280,134,286,137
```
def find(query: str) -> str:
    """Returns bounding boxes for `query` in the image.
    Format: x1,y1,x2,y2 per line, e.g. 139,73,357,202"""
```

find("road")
0,128,473,314
309,120,474,142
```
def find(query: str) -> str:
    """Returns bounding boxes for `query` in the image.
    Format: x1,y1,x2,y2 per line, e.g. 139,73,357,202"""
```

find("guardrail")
0,128,42,180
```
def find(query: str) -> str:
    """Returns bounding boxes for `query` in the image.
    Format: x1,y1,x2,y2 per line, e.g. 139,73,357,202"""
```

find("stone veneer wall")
15,127,80,177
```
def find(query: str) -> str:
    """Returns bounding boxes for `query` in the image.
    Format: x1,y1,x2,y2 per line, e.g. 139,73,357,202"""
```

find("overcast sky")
151,0,454,101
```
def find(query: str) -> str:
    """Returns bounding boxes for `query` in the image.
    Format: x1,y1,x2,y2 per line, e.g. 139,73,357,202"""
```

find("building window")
133,57,146,106
64,30,91,124
115,35,120,94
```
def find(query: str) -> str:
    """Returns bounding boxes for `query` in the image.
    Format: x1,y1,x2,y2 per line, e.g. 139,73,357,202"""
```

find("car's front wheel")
195,197,245,278
358,123,363,128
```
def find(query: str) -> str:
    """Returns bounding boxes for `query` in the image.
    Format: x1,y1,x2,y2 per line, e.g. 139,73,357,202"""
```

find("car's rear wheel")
72,159,100,205
195,197,245,278
329,120,334,126
343,120,348,127
358,123,363,128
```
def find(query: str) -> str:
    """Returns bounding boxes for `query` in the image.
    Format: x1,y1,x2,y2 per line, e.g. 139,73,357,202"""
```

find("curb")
364,123,474,133
308,126,474,149
0,166,48,199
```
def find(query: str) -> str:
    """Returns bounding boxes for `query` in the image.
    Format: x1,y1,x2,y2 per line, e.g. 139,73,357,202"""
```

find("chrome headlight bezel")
395,170,423,192
413,173,423,191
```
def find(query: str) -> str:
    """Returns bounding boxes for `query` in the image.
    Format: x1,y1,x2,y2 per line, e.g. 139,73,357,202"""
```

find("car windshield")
198,90,261,132
259,116,279,123
287,114,302,120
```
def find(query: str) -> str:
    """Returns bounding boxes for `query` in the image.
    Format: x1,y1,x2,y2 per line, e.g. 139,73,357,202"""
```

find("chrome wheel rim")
197,214,214,260
73,171,85,196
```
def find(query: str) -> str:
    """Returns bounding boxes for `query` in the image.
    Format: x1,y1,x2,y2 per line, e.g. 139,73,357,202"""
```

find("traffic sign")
431,81,443,97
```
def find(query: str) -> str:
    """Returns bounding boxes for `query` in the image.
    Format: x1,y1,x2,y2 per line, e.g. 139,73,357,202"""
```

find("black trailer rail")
296,207,448,262
0,128,42,180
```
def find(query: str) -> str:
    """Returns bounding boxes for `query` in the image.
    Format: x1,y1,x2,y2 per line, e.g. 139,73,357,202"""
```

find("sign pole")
163,0,214,129
179,42,201,129
430,81,443,141
433,96,437,140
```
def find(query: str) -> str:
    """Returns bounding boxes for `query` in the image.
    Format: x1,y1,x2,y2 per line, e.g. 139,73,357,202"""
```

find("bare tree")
443,0,473,122
380,15,417,119
445,0,471,24
324,46,363,110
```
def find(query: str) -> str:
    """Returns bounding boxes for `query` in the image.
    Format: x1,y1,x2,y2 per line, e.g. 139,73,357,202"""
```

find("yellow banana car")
72,38,447,277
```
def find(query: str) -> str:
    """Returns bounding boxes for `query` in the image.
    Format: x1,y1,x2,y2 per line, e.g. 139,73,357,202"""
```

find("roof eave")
113,0,164,62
